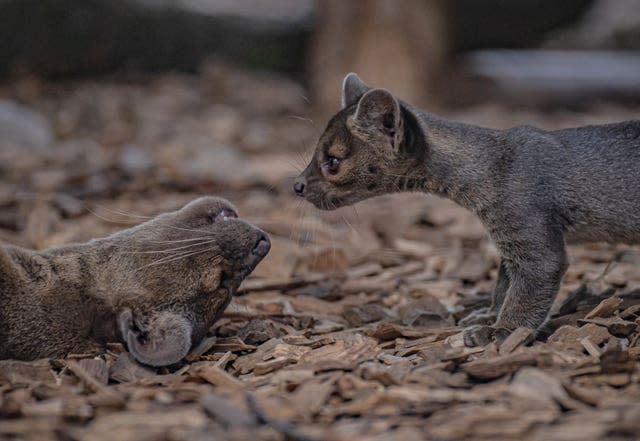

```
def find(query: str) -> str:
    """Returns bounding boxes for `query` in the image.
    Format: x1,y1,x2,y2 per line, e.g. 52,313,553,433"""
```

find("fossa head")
117,196,270,365
123,196,271,298
294,73,425,209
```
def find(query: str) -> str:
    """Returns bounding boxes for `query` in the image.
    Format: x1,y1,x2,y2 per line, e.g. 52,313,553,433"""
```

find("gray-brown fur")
294,73,640,347
0,196,270,365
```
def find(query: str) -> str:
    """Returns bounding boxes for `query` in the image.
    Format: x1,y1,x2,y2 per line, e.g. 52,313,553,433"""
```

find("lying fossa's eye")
210,208,238,223
324,156,341,175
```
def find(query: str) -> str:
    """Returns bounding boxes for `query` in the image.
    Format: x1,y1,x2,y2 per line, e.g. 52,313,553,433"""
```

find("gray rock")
0,100,53,150
158,136,258,187
120,145,154,174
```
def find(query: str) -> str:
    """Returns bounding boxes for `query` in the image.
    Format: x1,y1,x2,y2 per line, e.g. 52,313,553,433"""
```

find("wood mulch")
2,65,640,441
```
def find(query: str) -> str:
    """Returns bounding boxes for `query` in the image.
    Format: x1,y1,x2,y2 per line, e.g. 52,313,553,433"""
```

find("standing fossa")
294,73,640,346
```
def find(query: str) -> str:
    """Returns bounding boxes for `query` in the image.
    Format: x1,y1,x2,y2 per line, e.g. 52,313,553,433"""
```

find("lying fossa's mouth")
219,237,270,293
219,271,234,291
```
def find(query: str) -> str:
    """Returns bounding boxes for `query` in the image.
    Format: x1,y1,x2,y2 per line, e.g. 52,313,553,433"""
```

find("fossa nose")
293,177,306,197
252,233,271,257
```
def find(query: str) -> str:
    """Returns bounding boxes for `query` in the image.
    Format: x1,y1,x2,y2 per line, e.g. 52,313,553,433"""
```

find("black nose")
252,233,271,257
293,179,306,196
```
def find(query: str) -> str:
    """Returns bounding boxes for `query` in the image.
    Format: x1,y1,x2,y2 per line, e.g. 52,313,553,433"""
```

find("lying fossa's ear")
119,308,192,367
353,88,403,151
341,72,370,108
1,246,45,285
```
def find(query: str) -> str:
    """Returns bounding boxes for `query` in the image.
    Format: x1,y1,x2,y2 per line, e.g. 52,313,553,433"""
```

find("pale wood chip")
585,296,623,319
498,327,535,355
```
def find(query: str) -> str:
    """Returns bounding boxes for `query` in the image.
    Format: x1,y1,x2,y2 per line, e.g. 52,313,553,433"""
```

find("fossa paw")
462,325,511,347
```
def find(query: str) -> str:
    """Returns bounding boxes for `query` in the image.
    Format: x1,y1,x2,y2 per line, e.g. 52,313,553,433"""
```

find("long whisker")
289,114,320,137
294,149,311,170
85,207,137,225
289,200,303,244
135,248,204,270
340,212,359,237
148,236,215,245
159,224,220,236
129,239,218,255
144,250,224,270
135,247,222,272
91,204,153,220
350,204,362,227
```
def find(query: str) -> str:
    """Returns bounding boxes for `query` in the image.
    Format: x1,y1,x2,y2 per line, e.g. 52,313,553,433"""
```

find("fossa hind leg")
463,222,568,346
459,259,510,326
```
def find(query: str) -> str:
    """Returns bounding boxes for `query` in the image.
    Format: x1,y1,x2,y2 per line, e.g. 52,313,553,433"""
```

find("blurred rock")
343,304,391,326
544,0,640,49
238,319,284,346
119,145,154,175
0,100,53,150
53,194,85,219
157,139,259,187
23,201,61,248
399,296,449,327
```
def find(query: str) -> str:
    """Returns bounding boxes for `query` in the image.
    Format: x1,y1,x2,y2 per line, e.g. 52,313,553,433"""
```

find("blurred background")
2,0,640,109
0,0,639,280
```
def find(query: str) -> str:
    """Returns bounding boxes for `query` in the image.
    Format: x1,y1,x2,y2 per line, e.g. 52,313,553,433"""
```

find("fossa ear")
353,88,403,151
341,72,370,108
119,308,192,367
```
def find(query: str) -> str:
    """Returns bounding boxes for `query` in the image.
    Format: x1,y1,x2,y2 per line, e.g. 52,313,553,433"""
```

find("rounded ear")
353,89,403,150
341,72,370,108
119,309,192,367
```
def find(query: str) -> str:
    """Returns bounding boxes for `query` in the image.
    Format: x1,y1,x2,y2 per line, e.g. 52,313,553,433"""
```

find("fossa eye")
325,156,341,175
210,208,238,223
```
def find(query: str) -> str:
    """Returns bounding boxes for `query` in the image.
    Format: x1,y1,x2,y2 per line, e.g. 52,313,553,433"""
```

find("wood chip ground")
1,65,640,440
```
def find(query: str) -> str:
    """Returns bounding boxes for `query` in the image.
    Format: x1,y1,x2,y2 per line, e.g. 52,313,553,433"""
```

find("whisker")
160,224,220,236
135,247,222,272
148,236,215,245
91,204,153,220
339,211,360,238
350,205,362,227
294,148,311,170
264,175,295,196
289,200,304,244
129,239,217,255
284,158,304,174
85,207,137,225
289,113,320,137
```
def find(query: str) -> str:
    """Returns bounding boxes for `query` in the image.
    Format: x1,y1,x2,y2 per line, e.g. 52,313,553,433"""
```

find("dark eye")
325,156,341,175
210,207,238,223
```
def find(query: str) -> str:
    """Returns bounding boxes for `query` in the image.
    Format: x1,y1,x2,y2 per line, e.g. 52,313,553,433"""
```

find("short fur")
294,73,640,346
0,196,270,365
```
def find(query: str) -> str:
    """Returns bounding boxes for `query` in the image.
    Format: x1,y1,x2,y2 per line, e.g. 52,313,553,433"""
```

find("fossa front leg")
463,223,568,347
459,259,510,326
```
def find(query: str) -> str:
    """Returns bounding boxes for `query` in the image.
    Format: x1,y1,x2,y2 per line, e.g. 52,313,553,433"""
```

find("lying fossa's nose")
252,233,271,257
